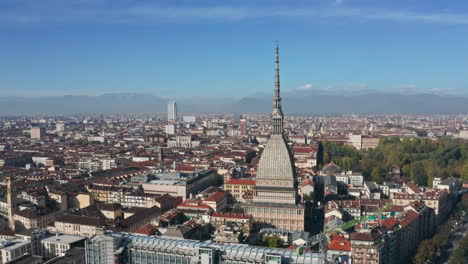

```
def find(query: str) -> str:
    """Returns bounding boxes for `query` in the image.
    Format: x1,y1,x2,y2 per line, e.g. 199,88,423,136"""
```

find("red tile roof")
328,236,351,251
178,200,212,209
405,182,422,193
382,218,399,229
293,147,317,153
225,179,255,185
398,210,419,228
134,224,158,235
204,192,226,202
350,230,383,241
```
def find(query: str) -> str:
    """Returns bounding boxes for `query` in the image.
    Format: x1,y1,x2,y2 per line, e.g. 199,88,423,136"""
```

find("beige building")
224,178,255,202
14,208,55,232
348,134,379,150
30,127,46,139
74,193,94,209
52,215,105,237
244,46,305,231
210,213,252,234
392,189,451,224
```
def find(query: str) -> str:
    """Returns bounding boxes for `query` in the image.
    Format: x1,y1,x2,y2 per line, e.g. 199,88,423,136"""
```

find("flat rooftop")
41,234,86,245
0,239,31,252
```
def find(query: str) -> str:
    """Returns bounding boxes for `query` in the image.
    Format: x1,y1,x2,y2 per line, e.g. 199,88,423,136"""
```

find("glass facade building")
85,233,321,264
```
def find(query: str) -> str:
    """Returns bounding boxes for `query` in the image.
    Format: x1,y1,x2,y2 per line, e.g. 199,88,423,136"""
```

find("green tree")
410,161,428,186
371,167,385,184
402,164,411,179
378,136,389,146
461,163,468,181
342,157,352,171
413,239,435,264
425,160,442,187
448,235,468,264
262,235,283,248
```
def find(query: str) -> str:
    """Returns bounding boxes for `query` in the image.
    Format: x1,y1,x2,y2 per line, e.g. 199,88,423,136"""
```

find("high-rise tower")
245,44,305,231
167,101,177,121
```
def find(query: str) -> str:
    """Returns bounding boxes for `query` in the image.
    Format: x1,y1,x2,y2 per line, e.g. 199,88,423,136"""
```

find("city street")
434,219,468,264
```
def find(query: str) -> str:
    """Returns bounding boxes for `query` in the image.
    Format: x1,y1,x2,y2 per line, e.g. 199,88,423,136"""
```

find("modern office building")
85,233,320,264
245,44,305,231
168,101,178,121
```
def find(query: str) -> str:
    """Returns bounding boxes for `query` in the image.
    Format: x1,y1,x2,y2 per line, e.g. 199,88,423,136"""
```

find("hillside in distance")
237,91,468,114
0,92,467,115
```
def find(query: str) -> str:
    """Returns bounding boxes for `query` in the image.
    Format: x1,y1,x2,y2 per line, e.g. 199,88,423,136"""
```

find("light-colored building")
14,208,55,232
458,130,468,140
52,216,103,237
167,101,177,121
392,189,452,224
182,116,196,123
77,158,117,172
167,135,200,148
86,233,321,264
165,124,176,135
0,238,34,263
30,127,46,139
41,234,86,258
245,46,305,232
209,212,252,234
55,122,66,132
143,169,219,200
433,177,460,195
224,178,255,202
348,133,379,150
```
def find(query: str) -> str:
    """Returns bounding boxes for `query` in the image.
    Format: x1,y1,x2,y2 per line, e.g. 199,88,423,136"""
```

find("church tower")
245,44,305,231
7,175,15,231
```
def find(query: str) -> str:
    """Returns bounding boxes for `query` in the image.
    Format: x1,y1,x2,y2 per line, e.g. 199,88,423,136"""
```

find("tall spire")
274,41,281,109
271,42,284,135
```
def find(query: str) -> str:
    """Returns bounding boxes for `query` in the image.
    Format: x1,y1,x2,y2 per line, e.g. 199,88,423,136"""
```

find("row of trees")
317,137,468,186
413,194,468,263
448,232,468,264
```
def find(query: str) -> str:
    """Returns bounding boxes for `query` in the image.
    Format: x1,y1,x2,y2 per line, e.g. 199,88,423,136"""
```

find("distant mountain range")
0,91,467,115
237,90,468,114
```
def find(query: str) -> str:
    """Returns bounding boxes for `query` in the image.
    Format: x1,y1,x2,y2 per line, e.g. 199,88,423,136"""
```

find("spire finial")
271,42,284,135
275,41,279,67
274,42,280,97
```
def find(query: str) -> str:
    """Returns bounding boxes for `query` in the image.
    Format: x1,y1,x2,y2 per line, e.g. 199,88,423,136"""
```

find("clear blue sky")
1,0,468,98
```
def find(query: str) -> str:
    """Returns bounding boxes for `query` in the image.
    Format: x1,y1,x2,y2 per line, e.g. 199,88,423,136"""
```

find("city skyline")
1,0,468,98
1,1,468,264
